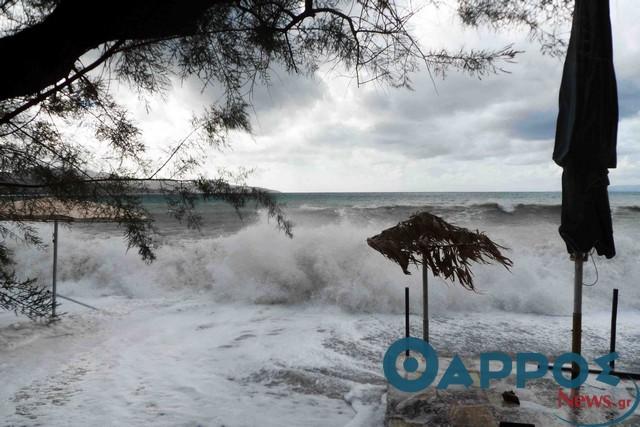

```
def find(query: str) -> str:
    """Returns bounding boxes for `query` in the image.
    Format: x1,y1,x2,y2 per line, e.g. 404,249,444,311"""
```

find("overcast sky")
121,0,640,192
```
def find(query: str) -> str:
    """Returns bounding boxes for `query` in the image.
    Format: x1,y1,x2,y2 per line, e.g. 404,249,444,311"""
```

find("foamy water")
2,192,640,426
12,192,640,314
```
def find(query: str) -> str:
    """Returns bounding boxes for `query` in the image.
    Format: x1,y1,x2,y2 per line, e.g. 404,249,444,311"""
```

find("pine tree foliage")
0,0,571,318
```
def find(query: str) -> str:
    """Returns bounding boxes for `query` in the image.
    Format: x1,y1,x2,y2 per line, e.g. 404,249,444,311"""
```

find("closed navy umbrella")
554,0,618,258
554,0,618,379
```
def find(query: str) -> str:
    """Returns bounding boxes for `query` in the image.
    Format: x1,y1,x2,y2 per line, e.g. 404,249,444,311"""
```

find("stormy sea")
2,192,640,426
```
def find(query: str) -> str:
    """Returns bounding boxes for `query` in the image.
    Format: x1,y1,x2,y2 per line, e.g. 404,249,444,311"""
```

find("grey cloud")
618,79,640,117
146,1,640,191
509,110,557,141
249,69,328,115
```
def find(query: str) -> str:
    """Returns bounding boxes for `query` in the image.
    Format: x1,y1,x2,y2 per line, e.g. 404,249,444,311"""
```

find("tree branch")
0,0,223,101
0,41,125,125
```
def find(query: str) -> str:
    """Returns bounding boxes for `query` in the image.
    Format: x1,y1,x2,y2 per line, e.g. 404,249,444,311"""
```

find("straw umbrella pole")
422,252,428,342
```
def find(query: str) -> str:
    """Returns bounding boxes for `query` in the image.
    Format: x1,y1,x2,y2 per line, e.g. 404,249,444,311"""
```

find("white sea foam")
9,204,640,316
3,193,640,426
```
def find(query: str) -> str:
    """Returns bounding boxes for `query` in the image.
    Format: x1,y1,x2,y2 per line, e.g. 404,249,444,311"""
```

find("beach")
2,192,640,426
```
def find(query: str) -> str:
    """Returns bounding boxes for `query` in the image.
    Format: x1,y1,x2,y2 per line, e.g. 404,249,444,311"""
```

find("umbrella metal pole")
52,220,58,318
422,253,429,343
571,252,585,380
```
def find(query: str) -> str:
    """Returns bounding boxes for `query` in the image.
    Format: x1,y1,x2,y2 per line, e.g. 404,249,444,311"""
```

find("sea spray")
7,193,640,314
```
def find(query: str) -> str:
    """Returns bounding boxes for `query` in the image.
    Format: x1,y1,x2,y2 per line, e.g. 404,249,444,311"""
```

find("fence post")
405,287,410,356
610,288,618,371
51,220,58,318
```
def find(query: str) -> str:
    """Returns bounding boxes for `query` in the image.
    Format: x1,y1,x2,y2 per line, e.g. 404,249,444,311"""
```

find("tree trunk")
0,0,221,101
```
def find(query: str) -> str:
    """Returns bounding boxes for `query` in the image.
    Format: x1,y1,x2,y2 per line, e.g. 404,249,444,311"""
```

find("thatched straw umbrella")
0,197,142,318
367,211,512,341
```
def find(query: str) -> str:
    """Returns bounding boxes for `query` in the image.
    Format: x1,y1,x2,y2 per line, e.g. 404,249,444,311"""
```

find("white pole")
422,252,429,342
52,220,58,318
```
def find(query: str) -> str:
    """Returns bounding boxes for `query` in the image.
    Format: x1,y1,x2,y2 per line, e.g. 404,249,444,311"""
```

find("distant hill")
0,171,280,195
610,185,640,192
139,180,280,194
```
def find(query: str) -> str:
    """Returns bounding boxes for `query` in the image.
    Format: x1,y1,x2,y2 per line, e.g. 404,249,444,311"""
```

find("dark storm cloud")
303,115,459,159
360,71,532,121
507,78,639,141
295,49,567,162
509,110,557,140
366,120,456,157
248,69,328,115
240,38,637,180
618,79,640,117
141,1,640,191
295,60,562,162
172,65,328,126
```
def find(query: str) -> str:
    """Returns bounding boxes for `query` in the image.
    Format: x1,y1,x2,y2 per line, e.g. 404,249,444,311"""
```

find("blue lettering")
480,352,512,388
594,352,620,387
516,352,548,388
552,353,588,388
437,355,473,389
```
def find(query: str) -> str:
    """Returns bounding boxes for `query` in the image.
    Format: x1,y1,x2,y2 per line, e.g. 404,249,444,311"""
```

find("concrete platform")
385,356,640,426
